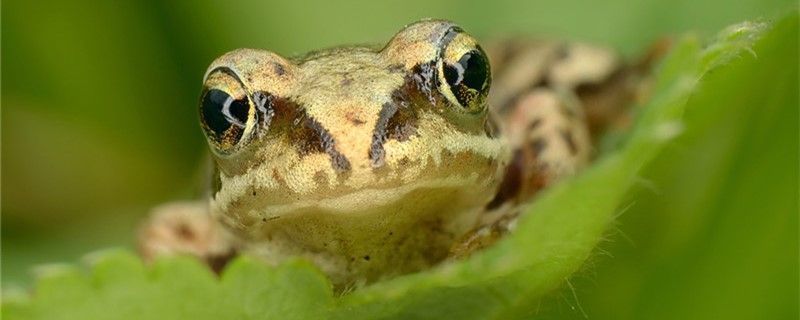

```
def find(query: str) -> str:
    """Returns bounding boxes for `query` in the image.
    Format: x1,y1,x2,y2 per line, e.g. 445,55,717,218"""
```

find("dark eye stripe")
369,102,399,168
288,106,352,173
369,97,419,168
306,116,352,172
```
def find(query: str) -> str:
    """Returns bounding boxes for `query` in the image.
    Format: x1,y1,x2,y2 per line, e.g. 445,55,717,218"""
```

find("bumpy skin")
139,19,646,290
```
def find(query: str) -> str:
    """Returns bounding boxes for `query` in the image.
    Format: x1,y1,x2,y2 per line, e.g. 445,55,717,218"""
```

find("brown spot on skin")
313,170,329,185
555,44,571,61
340,72,355,86
560,129,578,155
261,216,280,223
530,137,548,155
273,62,286,76
345,111,366,126
387,64,405,73
528,118,543,131
176,223,195,240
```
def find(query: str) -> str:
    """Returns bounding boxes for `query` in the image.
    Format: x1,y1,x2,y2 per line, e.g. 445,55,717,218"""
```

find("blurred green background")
2,0,796,318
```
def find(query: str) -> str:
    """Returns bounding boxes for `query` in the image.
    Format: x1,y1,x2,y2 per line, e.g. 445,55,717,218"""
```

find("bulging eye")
438,32,491,114
199,75,255,153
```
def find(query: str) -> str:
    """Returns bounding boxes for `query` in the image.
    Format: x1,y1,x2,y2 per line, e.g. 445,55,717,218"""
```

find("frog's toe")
138,201,236,273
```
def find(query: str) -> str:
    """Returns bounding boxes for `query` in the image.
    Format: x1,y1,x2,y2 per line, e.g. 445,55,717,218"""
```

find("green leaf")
2,251,333,320
554,11,798,320
3,12,793,320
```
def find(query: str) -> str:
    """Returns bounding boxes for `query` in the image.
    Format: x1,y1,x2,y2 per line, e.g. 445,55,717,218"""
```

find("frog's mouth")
213,171,500,253
212,146,507,220
253,173,488,216
211,157,502,223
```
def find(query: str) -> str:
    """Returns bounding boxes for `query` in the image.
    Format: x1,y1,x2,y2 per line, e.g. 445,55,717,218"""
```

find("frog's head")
199,20,508,263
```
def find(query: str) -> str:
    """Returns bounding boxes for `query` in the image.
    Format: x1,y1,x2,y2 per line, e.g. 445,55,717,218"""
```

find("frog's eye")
437,31,491,114
199,70,256,154
201,89,249,141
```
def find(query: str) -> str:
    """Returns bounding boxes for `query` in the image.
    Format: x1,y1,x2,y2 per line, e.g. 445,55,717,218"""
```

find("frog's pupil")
201,89,249,139
445,50,488,91
443,49,489,109
459,50,488,91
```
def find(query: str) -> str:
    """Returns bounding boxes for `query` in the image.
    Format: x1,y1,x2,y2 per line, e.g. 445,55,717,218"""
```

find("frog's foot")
138,201,236,273
465,87,592,256
449,207,518,259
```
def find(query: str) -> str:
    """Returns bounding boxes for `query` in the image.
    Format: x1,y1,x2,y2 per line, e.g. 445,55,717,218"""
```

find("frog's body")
139,20,648,289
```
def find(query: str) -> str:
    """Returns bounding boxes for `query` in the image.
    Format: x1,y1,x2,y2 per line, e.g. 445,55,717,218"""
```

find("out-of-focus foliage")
535,13,799,320
3,12,796,319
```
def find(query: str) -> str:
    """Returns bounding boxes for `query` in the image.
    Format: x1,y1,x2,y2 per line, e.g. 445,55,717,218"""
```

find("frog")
138,19,657,290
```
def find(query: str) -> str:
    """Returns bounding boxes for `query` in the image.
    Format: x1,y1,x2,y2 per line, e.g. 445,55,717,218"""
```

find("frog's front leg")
138,201,237,272
451,87,592,258
497,87,592,204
